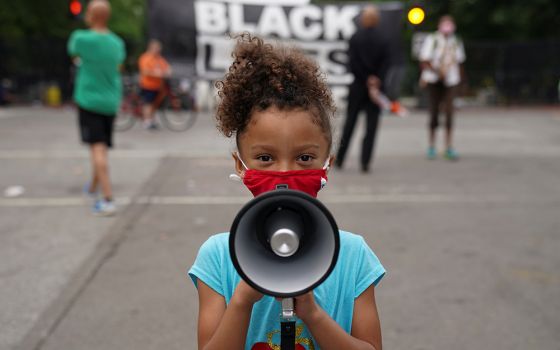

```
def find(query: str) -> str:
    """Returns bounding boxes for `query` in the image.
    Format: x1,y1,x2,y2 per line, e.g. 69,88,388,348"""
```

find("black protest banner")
147,0,403,99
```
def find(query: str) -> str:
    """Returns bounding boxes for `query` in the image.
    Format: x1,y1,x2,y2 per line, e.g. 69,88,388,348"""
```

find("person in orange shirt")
138,39,171,129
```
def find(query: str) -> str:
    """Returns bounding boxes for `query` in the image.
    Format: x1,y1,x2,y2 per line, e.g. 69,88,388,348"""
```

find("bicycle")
116,77,198,132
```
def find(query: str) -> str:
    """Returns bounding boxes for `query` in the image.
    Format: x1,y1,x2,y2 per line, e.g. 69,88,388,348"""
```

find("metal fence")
465,40,560,104
0,38,73,103
403,39,560,105
0,37,144,104
1,37,559,105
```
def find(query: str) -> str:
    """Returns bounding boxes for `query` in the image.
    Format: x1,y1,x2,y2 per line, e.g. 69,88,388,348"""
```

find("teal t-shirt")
68,29,125,115
188,231,385,350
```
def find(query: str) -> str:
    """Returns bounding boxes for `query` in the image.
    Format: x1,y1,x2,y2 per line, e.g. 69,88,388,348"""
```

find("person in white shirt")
419,15,465,160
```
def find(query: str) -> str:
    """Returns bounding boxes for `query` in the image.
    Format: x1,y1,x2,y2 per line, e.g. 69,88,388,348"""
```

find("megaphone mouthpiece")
269,228,300,257
264,207,304,258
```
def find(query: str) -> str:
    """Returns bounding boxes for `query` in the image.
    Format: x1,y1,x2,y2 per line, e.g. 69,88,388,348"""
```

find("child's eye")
297,154,315,163
257,155,272,162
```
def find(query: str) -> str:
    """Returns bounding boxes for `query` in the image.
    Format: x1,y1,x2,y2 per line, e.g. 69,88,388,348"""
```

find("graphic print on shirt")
251,323,315,350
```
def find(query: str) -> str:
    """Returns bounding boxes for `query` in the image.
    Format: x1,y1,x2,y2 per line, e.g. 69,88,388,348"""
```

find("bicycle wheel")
159,94,197,132
115,96,138,132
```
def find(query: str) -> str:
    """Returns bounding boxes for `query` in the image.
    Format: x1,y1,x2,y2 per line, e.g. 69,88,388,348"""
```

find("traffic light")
407,6,425,25
68,0,83,19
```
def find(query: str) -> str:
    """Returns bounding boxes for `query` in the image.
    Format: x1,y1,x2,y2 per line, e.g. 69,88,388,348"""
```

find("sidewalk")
1,106,559,350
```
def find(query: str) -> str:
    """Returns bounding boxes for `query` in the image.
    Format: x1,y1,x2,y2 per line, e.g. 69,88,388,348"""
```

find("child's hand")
232,280,264,307
294,291,322,324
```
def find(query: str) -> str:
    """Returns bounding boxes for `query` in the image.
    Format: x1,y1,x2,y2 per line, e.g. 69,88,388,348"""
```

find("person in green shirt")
68,0,125,216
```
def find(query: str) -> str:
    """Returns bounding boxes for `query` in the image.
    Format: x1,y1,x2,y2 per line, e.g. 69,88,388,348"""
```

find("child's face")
235,106,332,174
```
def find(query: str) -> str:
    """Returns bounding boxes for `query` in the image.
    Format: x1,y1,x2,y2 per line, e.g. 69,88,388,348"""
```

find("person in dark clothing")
335,5,390,173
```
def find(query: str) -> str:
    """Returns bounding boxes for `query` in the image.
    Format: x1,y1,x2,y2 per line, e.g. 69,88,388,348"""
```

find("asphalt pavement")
1,105,559,350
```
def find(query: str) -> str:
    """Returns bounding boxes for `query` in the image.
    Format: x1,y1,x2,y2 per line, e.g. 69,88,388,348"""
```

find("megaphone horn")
229,189,340,298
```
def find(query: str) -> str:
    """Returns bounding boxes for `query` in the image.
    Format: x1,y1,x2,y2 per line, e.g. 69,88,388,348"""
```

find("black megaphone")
229,189,340,298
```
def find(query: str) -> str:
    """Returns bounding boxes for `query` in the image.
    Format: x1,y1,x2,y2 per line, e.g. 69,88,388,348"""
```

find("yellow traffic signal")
407,7,425,25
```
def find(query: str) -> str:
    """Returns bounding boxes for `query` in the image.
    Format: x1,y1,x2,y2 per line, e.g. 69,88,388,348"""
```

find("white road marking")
0,193,515,208
0,197,132,207
0,150,224,159
136,196,250,205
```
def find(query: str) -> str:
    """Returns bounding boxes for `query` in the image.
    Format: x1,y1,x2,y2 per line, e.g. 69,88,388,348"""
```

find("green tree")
0,0,147,76
312,0,560,40
0,0,146,41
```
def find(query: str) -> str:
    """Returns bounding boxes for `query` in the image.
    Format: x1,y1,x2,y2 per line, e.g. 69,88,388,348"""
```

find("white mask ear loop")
236,152,250,171
322,156,331,171
229,152,249,182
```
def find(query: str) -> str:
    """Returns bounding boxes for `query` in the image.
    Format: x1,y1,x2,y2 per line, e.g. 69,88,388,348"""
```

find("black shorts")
78,107,115,147
140,88,159,103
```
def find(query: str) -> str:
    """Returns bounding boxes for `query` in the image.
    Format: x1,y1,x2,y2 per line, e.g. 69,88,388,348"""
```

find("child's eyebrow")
294,144,321,151
249,144,321,151
250,144,276,151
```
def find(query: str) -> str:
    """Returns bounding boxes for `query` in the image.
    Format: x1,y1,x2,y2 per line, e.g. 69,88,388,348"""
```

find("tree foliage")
0,0,146,41
313,0,560,40
415,0,559,40
0,0,146,78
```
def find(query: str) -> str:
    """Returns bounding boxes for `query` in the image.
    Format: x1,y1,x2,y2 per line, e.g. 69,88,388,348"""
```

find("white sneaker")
93,199,116,216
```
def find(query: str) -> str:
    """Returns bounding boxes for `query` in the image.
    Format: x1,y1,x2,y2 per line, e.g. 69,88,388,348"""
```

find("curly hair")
215,33,336,148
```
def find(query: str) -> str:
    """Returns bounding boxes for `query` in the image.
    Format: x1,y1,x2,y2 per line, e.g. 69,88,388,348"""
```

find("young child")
189,34,385,350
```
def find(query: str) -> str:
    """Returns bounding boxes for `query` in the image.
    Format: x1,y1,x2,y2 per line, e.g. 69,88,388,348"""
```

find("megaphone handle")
280,298,296,350
281,297,294,319
281,320,296,350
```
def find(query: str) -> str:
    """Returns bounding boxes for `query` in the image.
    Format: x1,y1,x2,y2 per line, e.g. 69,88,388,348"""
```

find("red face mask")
234,155,329,198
